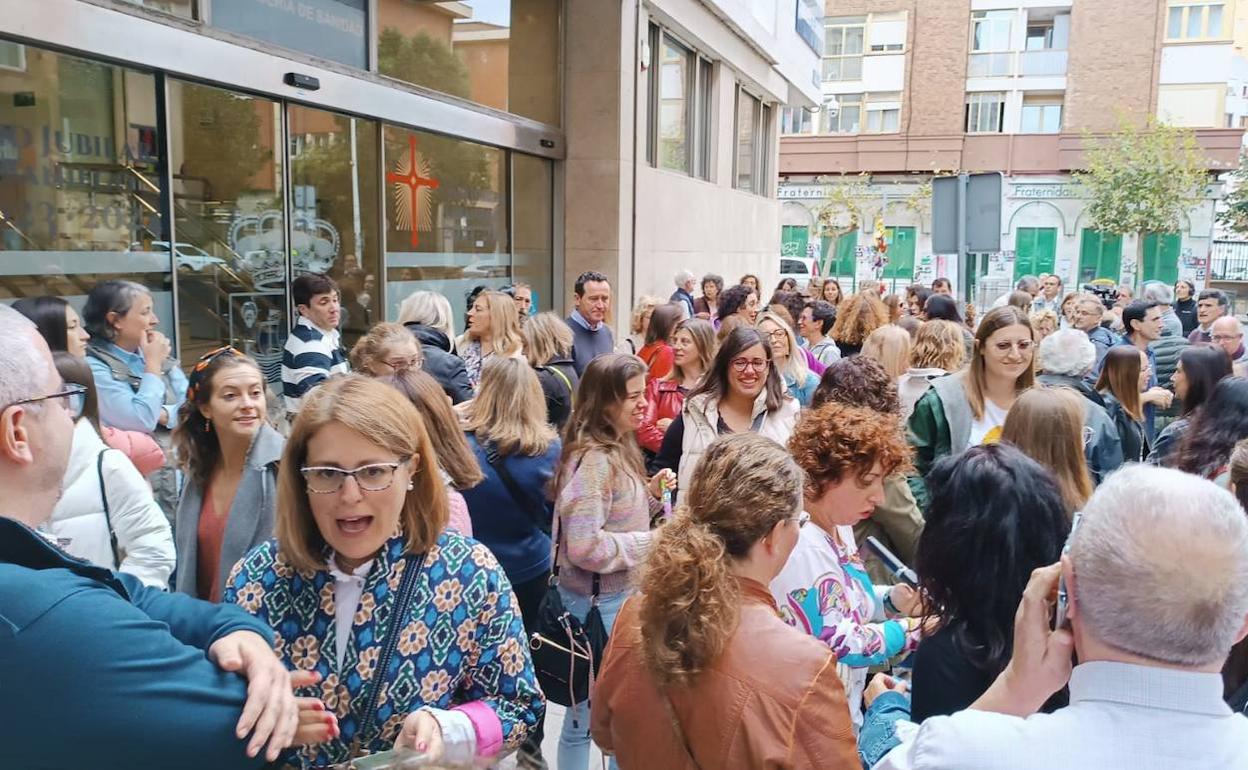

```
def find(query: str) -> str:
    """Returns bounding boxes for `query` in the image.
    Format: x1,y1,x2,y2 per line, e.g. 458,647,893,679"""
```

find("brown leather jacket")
592,579,860,769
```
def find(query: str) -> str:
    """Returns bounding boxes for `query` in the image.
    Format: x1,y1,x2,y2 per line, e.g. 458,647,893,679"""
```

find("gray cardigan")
174,423,285,598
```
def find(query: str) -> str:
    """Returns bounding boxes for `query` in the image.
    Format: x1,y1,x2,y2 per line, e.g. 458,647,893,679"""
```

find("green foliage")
181,85,268,204
377,26,472,100
1075,117,1207,237
1217,150,1248,237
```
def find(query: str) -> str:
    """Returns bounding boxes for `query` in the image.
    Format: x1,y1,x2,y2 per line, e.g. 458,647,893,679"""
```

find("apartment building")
0,0,818,382
778,0,1247,300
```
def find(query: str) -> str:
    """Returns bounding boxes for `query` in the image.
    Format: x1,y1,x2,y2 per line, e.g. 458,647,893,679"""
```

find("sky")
463,0,510,26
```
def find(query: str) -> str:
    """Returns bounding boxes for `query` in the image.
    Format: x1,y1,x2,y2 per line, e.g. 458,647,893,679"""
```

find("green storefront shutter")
782,225,809,260
1079,229,1122,284
883,226,916,279
1141,232,1181,285
835,231,858,278
1015,228,1057,280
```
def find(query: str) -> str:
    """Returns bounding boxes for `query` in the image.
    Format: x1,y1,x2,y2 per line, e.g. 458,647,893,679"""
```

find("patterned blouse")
225,530,542,769
769,521,922,728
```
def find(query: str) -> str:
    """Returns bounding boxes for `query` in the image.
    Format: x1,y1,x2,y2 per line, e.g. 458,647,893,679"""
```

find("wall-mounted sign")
1011,183,1082,200
212,0,367,69
778,184,826,200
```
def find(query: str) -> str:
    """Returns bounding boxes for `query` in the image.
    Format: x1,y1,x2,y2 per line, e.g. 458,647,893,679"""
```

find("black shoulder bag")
527,505,608,707
482,441,552,535
96,449,121,569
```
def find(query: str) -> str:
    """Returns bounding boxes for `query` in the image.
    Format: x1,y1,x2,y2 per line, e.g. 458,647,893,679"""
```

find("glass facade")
377,0,561,126
0,46,173,338
212,0,367,68
1,34,558,386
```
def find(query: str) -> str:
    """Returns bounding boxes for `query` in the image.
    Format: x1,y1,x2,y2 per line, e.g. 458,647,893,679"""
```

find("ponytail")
639,514,740,686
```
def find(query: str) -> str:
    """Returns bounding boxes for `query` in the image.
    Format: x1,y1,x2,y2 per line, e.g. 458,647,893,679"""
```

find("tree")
1075,117,1208,251
1217,150,1248,237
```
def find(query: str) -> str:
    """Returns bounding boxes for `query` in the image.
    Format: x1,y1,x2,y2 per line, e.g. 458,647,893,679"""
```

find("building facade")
778,0,1246,303
0,0,817,382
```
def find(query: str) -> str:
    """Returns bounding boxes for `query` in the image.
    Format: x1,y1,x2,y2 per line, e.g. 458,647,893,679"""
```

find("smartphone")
1053,511,1083,630
864,536,918,587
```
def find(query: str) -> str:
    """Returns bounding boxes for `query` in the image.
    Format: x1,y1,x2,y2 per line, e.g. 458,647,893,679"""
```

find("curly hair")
911,320,965,371
717,285,757,323
810,356,900,414
830,291,889,347
640,433,804,686
788,401,912,497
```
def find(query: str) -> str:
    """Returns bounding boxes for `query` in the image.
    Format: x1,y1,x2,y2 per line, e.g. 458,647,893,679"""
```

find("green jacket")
853,474,925,587
906,373,972,510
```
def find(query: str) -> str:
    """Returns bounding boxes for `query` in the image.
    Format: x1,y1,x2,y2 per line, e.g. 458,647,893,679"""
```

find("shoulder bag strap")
96,449,121,569
484,441,550,531
353,550,429,751
542,364,574,399
549,455,599,597
662,693,703,769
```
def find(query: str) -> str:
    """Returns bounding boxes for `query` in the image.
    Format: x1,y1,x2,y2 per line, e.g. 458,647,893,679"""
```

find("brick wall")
1066,0,1163,132
906,0,971,135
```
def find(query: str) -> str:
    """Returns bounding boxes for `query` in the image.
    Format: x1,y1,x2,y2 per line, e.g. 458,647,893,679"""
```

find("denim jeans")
556,585,629,770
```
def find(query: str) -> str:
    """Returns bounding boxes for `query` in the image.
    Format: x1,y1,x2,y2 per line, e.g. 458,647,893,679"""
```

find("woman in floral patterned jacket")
225,375,541,769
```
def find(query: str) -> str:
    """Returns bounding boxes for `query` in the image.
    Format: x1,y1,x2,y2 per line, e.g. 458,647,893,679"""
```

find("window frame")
733,84,772,196
1166,2,1227,41
1020,94,1063,134
824,94,863,134
823,17,866,82
864,92,901,134
646,25,715,181
965,91,1006,134
0,40,25,72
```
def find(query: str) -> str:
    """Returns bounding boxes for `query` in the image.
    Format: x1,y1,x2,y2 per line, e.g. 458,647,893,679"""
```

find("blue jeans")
556,585,628,770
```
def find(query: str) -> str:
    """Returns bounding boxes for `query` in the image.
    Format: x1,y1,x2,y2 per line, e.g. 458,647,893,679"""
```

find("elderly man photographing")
862,465,1248,769
0,304,307,769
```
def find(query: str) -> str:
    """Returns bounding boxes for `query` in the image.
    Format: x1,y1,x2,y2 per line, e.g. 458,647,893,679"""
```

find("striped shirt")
281,316,349,415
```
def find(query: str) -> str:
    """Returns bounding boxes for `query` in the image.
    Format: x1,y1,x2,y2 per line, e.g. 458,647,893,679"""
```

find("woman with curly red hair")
771,401,925,728
830,290,889,357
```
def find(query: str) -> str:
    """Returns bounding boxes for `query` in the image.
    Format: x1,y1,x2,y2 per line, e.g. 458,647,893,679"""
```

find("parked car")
779,255,818,288
133,241,229,272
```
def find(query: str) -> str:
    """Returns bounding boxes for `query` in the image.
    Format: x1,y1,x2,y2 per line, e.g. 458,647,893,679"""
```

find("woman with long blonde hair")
831,291,889,357
457,358,561,762
862,324,912,381
757,310,819,406
591,434,858,767
1001,387,1094,515
457,290,524,390
638,318,716,455
523,311,580,429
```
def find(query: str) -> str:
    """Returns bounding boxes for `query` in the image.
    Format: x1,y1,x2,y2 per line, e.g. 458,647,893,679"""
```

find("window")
865,93,901,133
966,92,1006,133
1025,23,1054,50
647,27,714,180
1167,3,1226,40
734,86,771,194
823,94,862,133
969,10,1014,77
868,14,907,52
824,18,865,81
781,107,814,135
1021,95,1063,133
0,41,25,71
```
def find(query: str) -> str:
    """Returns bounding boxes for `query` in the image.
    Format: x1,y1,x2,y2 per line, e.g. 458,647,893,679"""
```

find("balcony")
967,49,1068,79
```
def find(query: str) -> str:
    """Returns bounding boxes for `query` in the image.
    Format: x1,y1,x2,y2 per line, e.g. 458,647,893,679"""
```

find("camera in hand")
1083,283,1118,310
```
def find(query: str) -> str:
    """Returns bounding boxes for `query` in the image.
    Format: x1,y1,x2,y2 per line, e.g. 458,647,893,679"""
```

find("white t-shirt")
968,398,1009,447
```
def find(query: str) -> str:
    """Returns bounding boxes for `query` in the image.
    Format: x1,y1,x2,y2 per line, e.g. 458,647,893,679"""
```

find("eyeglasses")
300,457,411,494
1212,334,1243,342
4,383,88,418
384,355,422,372
787,511,811,528
764,329,789,342
730,357,769,373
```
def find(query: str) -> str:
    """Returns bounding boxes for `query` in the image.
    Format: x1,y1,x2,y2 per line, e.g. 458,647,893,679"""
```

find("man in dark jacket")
404,321,474,403
0,305,301,769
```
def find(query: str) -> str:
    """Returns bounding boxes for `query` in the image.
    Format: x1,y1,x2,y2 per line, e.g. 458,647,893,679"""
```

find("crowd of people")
4,266,1248,770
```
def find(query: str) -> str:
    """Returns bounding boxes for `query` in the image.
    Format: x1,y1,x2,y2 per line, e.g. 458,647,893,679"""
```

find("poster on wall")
795,0,824,55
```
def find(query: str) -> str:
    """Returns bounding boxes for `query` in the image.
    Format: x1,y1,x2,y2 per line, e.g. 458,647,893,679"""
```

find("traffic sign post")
932,172,1003,303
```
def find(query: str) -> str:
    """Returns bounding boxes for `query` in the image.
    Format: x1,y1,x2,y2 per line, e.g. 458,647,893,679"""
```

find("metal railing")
1210,240,1248,282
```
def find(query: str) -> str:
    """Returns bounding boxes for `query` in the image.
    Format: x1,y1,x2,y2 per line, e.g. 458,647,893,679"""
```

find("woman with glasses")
592,433,858,768
907,306,1036,509
757,311,820,407
225,375,541,768
171,347,285,600
654,327,800,495
349,322,424,377
1000,387,1094,517
772,401,925,727
45,353,175,587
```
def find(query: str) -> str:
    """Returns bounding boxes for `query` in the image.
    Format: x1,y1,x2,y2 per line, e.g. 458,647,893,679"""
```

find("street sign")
932,172,1003,302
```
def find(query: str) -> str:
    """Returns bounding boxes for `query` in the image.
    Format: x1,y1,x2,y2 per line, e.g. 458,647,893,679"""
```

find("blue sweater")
461,432,560,585
566,312,615,376
0,517,273,770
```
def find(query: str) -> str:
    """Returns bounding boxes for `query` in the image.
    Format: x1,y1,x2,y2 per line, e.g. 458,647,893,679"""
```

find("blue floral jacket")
225,531,543,768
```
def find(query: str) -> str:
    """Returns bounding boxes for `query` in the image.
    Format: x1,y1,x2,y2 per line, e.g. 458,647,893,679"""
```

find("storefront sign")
1011,183,1081,200
212,0,367,69
778,185,825,200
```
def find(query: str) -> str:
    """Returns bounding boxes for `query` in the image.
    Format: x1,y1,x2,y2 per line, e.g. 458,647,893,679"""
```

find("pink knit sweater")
553,448,656,596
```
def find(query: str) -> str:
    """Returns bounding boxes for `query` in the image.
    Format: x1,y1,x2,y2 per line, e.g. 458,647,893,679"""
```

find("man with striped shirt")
282,273,349,417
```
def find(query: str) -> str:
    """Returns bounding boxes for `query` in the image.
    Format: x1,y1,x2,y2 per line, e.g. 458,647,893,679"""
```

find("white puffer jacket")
44,419,176,588
678,390,801,494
